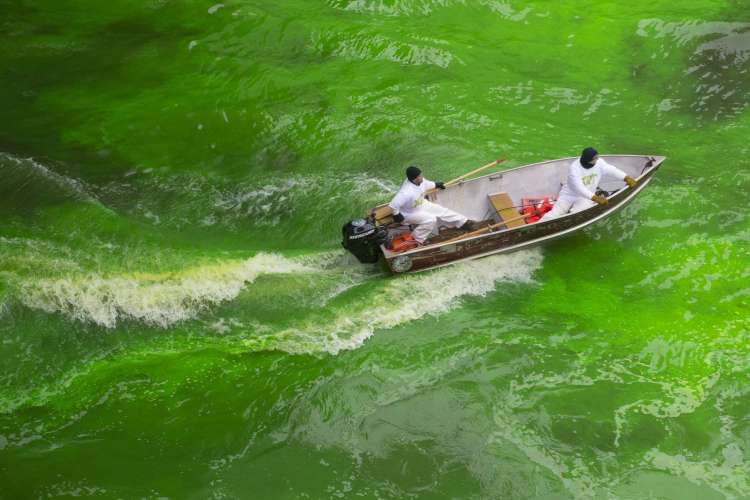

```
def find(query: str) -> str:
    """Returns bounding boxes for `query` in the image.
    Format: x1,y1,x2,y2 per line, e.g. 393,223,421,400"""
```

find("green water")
1,0,749,497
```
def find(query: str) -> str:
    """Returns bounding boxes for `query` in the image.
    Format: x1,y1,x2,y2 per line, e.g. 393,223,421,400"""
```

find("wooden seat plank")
488,192,525,228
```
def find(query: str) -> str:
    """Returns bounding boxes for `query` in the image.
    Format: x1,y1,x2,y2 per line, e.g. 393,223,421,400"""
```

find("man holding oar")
389,166,478,245
539,147,638,221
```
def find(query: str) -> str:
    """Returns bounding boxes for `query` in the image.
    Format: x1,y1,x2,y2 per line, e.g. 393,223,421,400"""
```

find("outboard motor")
342,218,387,263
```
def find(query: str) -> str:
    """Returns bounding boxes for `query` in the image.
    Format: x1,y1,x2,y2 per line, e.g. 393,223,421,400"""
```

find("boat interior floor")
425,218,496,245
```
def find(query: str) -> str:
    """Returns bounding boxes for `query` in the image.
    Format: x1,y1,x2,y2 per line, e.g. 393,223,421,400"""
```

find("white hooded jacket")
388,178,437,217
559,158,627,200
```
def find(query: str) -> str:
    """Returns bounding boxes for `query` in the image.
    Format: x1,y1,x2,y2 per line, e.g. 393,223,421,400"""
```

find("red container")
520,196,555,223
390,233,419,252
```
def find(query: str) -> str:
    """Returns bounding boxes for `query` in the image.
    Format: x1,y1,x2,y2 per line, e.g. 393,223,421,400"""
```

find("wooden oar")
393,209,539,254
371,157,505,222
447,158,505,185
431,196,611,247
400,212,531,254
424,158,505,196
439,212,530,245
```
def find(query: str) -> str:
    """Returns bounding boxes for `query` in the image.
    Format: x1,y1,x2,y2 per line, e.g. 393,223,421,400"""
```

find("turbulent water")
1,1,749,498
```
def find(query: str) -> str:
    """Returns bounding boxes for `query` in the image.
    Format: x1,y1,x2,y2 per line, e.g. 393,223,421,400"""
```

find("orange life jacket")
520,196,555,223
389,233,419,252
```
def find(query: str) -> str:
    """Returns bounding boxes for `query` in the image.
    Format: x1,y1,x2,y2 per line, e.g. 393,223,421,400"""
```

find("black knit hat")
580,147,598,169
406,165,422,181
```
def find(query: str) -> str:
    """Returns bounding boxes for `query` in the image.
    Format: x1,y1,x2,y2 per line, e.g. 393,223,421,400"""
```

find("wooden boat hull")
380,155,665,274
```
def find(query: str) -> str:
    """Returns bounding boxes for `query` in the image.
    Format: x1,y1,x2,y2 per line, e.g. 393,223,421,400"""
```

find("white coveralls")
540,158,627,221
388,178,467,243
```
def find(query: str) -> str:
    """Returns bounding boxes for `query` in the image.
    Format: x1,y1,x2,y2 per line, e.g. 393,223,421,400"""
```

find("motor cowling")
341,218,387,263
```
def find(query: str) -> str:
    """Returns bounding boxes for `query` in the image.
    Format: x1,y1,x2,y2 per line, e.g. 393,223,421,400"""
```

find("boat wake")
1,248,542,418
11,247,543,355
17,253,317,328
245,248,544,354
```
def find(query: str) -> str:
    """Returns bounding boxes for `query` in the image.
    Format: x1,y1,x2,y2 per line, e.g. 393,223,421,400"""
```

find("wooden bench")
487,192,525,228
371,204,394,225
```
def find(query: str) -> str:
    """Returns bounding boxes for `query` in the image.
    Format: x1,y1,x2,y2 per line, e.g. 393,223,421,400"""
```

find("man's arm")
388,190,407,222
421,179,436,191
567,169,595,199
600,159,637,187
599,159,627,181
388,192,404,214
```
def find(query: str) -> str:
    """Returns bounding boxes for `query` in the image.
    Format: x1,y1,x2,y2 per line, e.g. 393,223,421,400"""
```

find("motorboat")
342,155,665,273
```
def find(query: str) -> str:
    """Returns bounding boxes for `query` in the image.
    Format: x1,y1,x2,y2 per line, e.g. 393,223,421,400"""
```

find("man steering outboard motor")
341,218,387,263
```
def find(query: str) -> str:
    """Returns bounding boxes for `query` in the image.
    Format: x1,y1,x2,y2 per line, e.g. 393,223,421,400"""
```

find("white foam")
15,246,542,351
326,0,531,20
19,253,314,328
489,402,600,498
645,449,750,498
255,248,544,354
132,171,396,229
311,31,462,68
207,3,224,14
0,152,95,203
